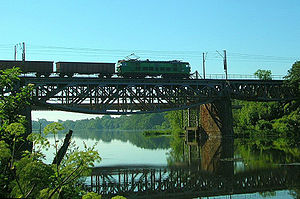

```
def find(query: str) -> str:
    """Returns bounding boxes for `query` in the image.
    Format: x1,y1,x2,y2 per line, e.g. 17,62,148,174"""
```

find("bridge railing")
190,71,285,80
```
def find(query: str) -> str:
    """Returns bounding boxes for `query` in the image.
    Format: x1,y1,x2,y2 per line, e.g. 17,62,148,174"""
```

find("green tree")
82,192,102,199
235,62,300,139
164,110,184,133
254,69,272,80
0,68,102,198
284,61,300,100
0,67,33,197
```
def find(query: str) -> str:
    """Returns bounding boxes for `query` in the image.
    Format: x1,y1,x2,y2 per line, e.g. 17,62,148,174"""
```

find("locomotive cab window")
149,67,153,71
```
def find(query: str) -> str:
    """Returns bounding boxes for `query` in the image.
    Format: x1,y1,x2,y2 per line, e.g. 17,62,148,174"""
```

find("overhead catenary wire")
31,45,298,59
0,43,298,64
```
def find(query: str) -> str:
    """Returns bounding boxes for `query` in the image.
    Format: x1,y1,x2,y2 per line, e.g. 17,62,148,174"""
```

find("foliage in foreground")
0,68,102,198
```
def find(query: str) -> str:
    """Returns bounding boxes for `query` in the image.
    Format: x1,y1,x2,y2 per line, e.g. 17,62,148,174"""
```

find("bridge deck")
21,77,295,114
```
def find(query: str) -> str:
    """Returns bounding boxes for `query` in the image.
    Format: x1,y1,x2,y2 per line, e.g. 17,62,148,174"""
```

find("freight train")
0,59,191,78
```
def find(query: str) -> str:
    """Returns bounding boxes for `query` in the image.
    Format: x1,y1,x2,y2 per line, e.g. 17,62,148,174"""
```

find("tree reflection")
166,131,300,198
167,133,234,177
235,136,300,170
71,130,171,150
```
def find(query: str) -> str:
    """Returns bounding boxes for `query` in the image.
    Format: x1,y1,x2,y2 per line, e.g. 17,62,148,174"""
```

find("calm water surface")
44,130,170,166
43,130,299,199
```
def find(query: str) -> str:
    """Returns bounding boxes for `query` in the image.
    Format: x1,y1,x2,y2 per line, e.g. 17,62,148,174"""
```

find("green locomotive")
117,59,191,78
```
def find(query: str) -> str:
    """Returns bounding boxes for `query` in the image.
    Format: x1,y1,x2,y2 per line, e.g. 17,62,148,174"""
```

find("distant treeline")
32,112,170,132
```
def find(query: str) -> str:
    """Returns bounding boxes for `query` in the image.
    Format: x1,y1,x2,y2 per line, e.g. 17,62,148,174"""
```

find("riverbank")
142,129,171,136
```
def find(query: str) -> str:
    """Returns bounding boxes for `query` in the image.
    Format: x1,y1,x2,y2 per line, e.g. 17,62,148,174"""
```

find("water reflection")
45,130,171,166
200,137,234,176
235,136,300,171
87,132,300,199
88,164,299,199
72,129,170,150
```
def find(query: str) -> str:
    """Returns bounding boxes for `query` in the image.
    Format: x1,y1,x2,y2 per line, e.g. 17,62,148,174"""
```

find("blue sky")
1,0,299,120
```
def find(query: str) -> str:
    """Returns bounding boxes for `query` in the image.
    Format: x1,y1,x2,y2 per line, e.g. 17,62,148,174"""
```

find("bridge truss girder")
23,77,294,115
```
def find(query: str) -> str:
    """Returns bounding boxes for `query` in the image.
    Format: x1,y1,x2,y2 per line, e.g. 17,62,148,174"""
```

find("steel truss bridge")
87,165,299,199
22,77,295,114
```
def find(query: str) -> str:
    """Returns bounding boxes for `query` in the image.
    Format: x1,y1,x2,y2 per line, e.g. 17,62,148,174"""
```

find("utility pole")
22,42,25,61
14,42,25,61
224,50,228,80
216,50,228,80
202,52,206,79
14,45,17,61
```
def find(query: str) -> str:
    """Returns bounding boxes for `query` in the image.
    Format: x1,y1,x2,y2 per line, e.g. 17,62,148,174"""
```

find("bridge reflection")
87,137,299,198
88,165,299,198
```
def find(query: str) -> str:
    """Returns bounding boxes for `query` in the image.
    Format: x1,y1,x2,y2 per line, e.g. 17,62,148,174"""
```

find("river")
43,130,300,199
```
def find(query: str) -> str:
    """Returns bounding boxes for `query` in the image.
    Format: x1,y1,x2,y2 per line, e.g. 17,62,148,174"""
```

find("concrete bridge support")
200,98,234,137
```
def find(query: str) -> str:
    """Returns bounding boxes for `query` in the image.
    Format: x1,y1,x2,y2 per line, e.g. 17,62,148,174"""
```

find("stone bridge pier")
200,98,234,137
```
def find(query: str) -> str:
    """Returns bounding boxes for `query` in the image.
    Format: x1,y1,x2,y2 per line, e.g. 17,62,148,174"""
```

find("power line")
0,43,298,63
